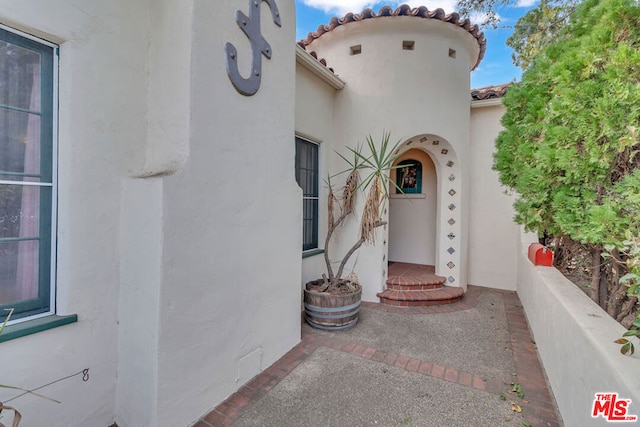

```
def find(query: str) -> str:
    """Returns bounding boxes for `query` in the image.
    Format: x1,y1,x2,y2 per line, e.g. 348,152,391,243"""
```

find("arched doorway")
388,148,437,265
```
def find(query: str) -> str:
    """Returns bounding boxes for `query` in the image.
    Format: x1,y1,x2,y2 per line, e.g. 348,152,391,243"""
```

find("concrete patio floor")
193,286,563,427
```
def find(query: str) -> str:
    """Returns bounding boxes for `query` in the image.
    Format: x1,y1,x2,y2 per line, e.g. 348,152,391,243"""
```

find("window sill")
0,314,77,343
390,193,426,199
302,249,325,259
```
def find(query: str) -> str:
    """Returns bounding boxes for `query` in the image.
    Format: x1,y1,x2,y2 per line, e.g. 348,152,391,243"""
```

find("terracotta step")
377,286,464,307
386,262,446,289
385,274,447,290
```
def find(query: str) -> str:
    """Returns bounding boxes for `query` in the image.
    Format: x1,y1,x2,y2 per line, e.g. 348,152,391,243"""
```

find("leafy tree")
456,0,512,28
506,0,578,69
611,236,640,354
457,0,577,70
494,0,640,320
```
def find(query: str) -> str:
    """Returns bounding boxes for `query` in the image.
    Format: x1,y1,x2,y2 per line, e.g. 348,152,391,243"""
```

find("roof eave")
471,98,503,108
295,45,346,90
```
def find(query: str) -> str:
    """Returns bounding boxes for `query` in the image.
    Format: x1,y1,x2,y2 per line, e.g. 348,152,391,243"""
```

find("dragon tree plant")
317,132,405,293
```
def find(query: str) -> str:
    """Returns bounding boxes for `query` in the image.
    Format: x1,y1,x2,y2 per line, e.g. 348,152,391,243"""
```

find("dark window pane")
296,137,319,250
0,184,44,239
0,238,40,305
0,109,41,177
0,40,41,111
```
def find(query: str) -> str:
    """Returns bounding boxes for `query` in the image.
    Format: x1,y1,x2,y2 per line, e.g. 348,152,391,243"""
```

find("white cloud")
516,0,538,7
301,0,458,16
401,0,457,13
470,11,501,24
301,0,493,26
300,0,377,15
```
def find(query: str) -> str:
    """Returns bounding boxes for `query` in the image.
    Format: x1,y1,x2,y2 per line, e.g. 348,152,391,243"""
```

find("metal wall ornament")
226,0,282,96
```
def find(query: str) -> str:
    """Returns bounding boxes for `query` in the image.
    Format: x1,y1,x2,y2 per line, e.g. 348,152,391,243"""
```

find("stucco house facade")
296,6,518,305
0,1,542,426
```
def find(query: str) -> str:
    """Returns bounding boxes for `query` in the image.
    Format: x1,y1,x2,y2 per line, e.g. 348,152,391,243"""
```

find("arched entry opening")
388,148,437,265
378,136,465,306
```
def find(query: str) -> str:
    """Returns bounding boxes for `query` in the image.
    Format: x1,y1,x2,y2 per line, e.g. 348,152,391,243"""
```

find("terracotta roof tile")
470,82,511,101
297,41,336,74
299,4,486,70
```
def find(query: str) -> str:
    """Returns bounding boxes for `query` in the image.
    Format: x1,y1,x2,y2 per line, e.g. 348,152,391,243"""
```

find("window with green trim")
295,137,319,251
0,25,57,323
396,159,422,194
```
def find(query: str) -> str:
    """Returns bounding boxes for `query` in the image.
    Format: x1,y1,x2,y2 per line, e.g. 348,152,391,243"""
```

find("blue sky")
294,1,537,88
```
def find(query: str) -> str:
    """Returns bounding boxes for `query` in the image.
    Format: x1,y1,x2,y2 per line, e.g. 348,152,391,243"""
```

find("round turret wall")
305,15,479,140
305,13,479,300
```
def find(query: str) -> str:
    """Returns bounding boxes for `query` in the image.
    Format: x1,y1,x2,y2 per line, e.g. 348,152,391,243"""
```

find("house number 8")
225,0,282,96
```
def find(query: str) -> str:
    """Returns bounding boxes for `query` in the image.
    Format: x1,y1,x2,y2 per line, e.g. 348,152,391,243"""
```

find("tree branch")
323,208,352,284
334,220,387,283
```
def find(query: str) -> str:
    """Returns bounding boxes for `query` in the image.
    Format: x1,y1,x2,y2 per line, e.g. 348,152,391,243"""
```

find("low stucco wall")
517,230,640,426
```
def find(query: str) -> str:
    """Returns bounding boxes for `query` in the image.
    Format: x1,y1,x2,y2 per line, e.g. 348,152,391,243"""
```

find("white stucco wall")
0,1,301,426
517,229,640,426
155,1,300,426
116,3,194,425
117,178,163,426
305,17,479,300
468,101,519,290
295,62,339,292
0,1,153,425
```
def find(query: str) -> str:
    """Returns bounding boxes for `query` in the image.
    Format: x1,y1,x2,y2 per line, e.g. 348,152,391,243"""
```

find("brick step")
377,286,465,307
385,274,447,290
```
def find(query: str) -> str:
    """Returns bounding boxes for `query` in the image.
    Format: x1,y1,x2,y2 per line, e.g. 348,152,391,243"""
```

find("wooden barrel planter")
304,280,362,331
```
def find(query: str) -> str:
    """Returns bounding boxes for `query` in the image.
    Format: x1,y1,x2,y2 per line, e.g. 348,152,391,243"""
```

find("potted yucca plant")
304,132,405,330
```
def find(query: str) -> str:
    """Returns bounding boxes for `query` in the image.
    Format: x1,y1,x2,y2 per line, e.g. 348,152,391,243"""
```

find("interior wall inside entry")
389,149,437,265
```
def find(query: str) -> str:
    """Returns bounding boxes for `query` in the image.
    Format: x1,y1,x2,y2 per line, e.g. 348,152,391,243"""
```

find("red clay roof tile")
470,82,511,101
298,4,486,70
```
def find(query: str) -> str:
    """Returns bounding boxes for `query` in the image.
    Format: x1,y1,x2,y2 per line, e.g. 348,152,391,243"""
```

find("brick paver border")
194,287,562,427
502,292,563,427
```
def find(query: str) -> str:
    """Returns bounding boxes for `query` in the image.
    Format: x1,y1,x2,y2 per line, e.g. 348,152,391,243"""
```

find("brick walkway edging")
194,286,562,427
502,292,563,426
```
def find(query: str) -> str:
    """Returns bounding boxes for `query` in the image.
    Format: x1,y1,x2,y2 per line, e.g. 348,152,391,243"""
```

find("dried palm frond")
360,175,381,244
342,169,359,214
0,403,22,427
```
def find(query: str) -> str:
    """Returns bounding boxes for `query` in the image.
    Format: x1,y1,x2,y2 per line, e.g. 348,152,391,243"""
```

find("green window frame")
0,25,57,323
295,137,319,251
396,159,422,194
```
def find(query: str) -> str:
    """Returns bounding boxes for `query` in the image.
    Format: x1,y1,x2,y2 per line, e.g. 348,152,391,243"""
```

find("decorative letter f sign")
226,0,282,96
